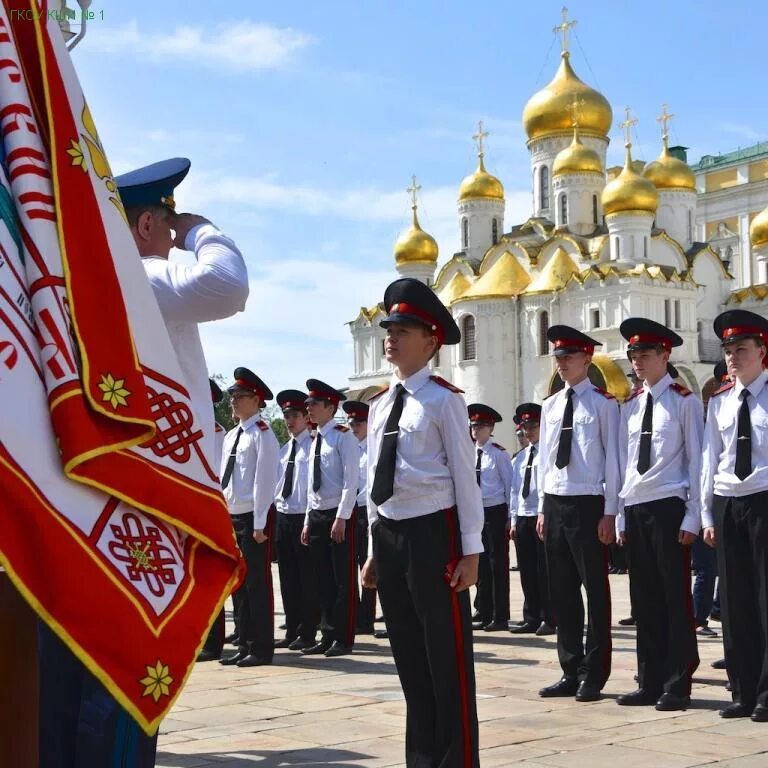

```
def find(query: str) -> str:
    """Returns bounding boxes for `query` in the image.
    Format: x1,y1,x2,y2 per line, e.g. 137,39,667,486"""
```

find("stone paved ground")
156,567,768,767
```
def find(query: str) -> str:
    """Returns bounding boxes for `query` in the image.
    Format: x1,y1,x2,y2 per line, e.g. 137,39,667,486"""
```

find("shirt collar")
735,370,768,399
644,373,672,400
318,419,337,437
240,412,261,431
293,428,310,443
391,365,431,396
567,377,592,398
358,437,366,448
476,439,491,453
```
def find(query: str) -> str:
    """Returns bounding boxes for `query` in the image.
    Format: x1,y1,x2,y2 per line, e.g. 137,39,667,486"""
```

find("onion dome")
750,205,768,249
458,154,504,201
523,53,612,141
643,144,696,191
553,125,602,176
394,205,438,265
602,141,658,216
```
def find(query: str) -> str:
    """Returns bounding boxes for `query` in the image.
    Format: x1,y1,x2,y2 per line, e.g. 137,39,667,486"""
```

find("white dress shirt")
275,429,312,515
144,224,248,465
702,371,768,528
476,440,514,508
357,438,368,508
618,374,704,535
213,420,226,473
220,412,280,530
537,376,621,516
366,366,484,557
510,442,539,522
305,420,359,520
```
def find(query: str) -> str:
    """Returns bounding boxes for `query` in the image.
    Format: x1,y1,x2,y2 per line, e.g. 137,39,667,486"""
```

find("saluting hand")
171,213,212,250
361,556,377,588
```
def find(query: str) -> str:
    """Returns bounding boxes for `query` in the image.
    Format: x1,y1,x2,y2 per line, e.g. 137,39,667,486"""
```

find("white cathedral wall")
457,198,505,266
552,173,603,235
655,190,696,250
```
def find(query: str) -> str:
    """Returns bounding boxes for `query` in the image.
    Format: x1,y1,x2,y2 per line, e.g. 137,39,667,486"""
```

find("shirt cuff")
681,508,701,535
184,222,217,251
701,509,714,529
461,532,484,556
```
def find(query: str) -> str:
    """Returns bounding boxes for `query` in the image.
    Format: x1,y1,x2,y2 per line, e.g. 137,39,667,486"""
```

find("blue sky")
71,0,768,393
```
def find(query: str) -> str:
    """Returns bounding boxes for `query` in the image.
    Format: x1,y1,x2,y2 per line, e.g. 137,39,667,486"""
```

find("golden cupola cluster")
394,177,439,265
750,205,768,249
458,121,504,202
642,105,696,191
553,124,603,177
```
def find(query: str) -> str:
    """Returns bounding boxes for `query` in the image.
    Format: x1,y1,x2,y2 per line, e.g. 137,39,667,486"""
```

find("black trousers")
625,498,699,696
231,509,274,658
307,507,357,646
474,504,510,624
714,492,768,709
355,505,377,629
374,508,479,768
543,494,612,688
202,609,225,656
276,512,320,642
515,515,551,625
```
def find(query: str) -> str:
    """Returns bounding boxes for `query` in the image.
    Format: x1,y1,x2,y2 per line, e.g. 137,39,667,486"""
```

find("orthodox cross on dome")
657,103,674,146
619,106,638,148
472,120,489,159
568,95,586,129
553,7,577,55
407,175,422,210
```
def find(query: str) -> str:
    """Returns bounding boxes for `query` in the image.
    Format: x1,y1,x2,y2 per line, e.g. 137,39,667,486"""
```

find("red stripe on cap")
520,412,539,421
553,338,594,355
629,333,672,351
235,378,263,396
390,301,444,344
469,411,496,423
723,325,766,340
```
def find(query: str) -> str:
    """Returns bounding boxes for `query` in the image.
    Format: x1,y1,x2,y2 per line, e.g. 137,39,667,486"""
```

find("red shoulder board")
215,422,225,433
257,420,269,431
335,424,350,432
670,382,692,397
368,386,389,402
492,442,507,452
430,375,464,394
713,381,735,397
624,387,642,403
593,387,615,400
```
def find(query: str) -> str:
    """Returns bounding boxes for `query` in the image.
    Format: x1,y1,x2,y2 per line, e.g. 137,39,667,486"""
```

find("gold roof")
553,126,603,176
591,354,631,401
437,271,472,305
643,145,696,191
728,284,768,305
457,251,531,301
750,206,768,248
522,53,612,141
525,247,580,293
602,143,658,216
394,207,438,265
458,154,504,201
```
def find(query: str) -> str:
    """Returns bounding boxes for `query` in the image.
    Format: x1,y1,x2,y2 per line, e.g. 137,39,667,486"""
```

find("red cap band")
723,326,766,341
234,378,263,397
389,302,444,344
553,338,594,355
629,333,672,352
469,411,496,423
520,412,539,422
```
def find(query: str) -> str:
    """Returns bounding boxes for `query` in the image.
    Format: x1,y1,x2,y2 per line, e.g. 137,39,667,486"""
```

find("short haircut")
124,204,171,229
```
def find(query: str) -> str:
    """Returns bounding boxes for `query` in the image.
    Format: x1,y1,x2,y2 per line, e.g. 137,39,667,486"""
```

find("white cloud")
89,20,312,72
715,122,761,142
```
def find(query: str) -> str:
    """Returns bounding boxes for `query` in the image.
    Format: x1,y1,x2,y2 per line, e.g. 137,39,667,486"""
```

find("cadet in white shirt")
509,403,554,636
468,403,513,632
273,390,320,652
301,379,360,657
616,319,702,711
218,368,280,668
702,310,768,722
537,326,620,702
361,278,483,768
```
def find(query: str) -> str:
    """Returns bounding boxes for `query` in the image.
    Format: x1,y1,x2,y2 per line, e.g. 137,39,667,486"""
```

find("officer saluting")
537,325,619,702
616,318,702,711
702,310,768,721
468,404,513,632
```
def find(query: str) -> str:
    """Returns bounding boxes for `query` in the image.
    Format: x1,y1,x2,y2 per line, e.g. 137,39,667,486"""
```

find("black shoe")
751,704,768,722
618,616,636,626
375,615,385,622
575,681,601,702
709,611,721,622
301,639,333,655
373,629,388,639
617,688,659,706
236,654,272,667
355,624,375,635
656,693,689,711
278,623,286,630
608,566,617,574
726,681,732,692
288,637,316,651
719,702,753,718
219,651,246,666
535,621,556,636
472,620,490,630
196,649,221,662
711,658,727,670
510,622,539,634
274,637,296,649
324,641,353,657
539,677,578,697
224,633,239,645
483,621,509,632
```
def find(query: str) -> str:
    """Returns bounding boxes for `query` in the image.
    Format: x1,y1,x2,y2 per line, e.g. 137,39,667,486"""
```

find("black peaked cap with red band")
547,325,601,357
276,389,308,412
305,379,345,405
380,277,461,346
228,367,273,401
467,403,502,425
210,378,223,404
620,317,683,352
342,400,369,421
714,309,768,346
515,402,542,424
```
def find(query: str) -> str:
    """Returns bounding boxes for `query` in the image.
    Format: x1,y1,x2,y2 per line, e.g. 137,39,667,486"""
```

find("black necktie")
522,445,536,499
475,448,482,486
370,384,406,506
221,426,243,489
735,390,752,481
555,389,575,469
281,438,297,499
312,433,323,492
637,392,654,475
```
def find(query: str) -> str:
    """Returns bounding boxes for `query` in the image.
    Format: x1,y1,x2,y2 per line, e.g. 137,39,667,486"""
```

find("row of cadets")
361,277,483,767
218,368,280,668
301,380,360,657
273,389,320,651
615,318,702,711
536,325,620,703
509,403,555,636
468,404,513,632
702,309,768,722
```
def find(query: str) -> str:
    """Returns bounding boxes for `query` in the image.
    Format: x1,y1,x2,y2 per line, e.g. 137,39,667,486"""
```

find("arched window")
615,237,620,259
462,218,469,249
560,194,568,226
492,218,498,245
592,195,599,226
461,315,476,361
643,237,648,259
538,310,549,356
539,166,549,210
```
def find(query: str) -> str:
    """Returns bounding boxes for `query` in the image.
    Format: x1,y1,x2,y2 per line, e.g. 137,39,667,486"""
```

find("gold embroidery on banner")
139,660,173,702
98,373,131,409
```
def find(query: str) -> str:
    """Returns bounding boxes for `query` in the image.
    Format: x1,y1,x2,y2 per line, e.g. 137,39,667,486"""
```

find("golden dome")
438,271,472,305
458,154,504,201
643,145,696,191
602,144,658,216
553,126,603,176
751,205,768,249
458,251,531,300
523,53,612,141
525,247,580,294
394,207,438,265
